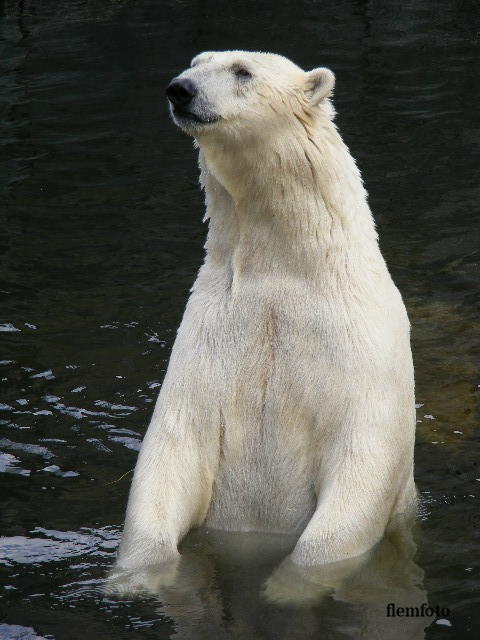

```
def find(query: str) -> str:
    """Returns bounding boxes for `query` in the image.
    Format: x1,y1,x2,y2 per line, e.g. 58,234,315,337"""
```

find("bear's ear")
191,51,216,67
305,67,335,104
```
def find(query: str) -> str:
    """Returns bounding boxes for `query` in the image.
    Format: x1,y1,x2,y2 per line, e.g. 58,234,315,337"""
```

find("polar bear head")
166,50,335,143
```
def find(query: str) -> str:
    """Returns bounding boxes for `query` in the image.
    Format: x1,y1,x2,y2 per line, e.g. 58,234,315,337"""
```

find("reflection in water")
108,518,428,639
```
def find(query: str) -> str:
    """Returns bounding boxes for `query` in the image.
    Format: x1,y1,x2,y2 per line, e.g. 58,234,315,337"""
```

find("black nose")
166,78,197,106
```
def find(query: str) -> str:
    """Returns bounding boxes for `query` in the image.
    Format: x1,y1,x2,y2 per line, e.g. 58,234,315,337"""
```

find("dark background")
0,1,479,638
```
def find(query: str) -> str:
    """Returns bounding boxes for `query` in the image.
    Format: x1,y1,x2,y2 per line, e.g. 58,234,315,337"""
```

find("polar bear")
116,50,417,571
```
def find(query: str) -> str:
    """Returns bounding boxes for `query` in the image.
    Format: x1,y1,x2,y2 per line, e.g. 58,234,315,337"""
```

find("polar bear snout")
166,77,197,107
166,72,220,130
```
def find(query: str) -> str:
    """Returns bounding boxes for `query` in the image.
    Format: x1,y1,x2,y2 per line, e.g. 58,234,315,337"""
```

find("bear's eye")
232,65,252,79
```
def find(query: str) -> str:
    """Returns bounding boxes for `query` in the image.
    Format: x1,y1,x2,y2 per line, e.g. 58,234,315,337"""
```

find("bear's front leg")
115,386,219,571
291,399,416,567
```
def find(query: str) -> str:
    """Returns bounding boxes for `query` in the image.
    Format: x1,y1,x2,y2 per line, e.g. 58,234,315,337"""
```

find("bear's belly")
187,290,331,533
203,373,318,533
204,458,317,534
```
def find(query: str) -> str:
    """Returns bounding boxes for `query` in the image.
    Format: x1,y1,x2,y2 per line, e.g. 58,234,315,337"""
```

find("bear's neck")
198,118,385,282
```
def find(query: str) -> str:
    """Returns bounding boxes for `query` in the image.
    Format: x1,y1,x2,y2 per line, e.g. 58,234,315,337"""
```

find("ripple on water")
0,438,54,459
0,323,21,333
108,436,141,451
0,624,54,640
0,451,30,476
0,527,119,567
40,464,79,478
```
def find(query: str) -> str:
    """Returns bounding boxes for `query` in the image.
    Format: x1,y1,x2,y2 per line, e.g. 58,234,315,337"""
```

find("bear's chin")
171,108,220,132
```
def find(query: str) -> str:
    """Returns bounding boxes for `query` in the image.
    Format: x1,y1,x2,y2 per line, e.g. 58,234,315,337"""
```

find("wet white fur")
116,51,416,570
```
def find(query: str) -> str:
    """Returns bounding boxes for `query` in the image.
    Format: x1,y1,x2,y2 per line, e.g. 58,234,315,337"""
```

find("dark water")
0,0,479,638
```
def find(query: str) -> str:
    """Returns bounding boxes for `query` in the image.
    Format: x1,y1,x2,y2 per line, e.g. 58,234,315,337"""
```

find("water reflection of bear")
109,516,428,640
